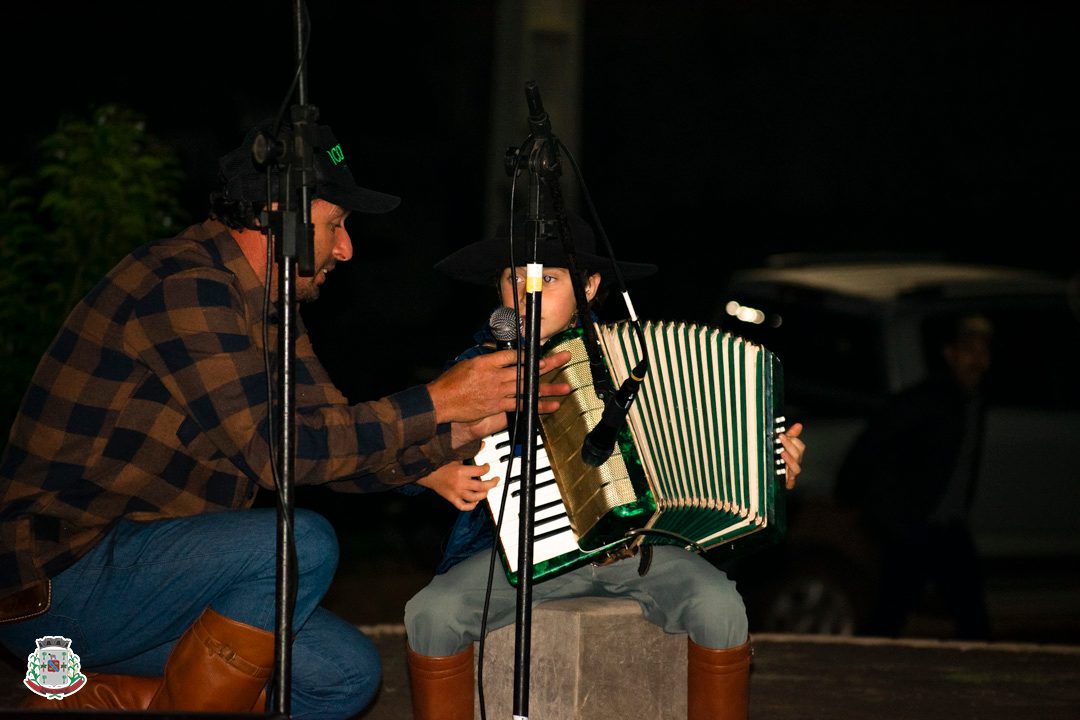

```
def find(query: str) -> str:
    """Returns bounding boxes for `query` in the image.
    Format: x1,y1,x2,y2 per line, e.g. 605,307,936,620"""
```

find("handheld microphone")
489,306,520,349
580,363,646,467
488,307,524,450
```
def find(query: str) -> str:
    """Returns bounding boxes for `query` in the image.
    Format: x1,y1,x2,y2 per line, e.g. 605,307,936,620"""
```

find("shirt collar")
202,220,278,323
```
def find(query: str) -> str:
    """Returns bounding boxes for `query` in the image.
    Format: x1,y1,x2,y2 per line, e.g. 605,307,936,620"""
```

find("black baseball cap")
219,119,400,214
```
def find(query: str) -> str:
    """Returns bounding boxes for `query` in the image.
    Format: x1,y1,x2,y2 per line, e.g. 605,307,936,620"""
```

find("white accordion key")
774,415,788,477
476,429,580,574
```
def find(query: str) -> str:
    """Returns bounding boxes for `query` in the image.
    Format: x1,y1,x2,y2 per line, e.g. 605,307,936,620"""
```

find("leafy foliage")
0,105,189,442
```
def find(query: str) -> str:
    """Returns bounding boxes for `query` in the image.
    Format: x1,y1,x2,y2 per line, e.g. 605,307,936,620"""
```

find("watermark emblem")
24,636,87,699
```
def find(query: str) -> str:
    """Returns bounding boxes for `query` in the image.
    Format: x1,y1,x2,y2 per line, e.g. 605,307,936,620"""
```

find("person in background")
401,207,806,720
0,119,570,717
836,311,994,641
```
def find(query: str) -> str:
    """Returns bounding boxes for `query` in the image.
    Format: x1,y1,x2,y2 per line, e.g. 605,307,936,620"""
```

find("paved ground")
4,625,1080,720
358,629,1080,720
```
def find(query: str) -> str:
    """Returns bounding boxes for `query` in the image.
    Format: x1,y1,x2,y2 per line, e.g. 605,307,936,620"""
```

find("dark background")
4,1,1076,397
2,1,1077,586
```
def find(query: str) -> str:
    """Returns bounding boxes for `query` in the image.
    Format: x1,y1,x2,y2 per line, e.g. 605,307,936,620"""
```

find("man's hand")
450,414,507,449
427,349,572,425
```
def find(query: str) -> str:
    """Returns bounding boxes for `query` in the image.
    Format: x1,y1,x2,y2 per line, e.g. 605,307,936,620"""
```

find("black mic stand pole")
502,79,565,720
514,219,542,720
268,1,318,715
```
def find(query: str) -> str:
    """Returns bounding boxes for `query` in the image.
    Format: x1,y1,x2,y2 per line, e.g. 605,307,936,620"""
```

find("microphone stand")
266,1,317,714
501,80,578,720
515,230,542,720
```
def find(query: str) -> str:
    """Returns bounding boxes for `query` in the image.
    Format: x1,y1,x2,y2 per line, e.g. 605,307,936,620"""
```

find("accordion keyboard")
475,428,582,574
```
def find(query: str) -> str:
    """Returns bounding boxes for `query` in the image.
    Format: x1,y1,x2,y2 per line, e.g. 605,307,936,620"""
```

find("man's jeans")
0,508,378,719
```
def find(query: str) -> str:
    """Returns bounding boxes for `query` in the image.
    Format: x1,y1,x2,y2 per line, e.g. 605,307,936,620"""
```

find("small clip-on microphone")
580,361,647,467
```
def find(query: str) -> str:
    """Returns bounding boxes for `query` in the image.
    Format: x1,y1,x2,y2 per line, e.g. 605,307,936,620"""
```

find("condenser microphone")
525,81,552,140
580,363,646,467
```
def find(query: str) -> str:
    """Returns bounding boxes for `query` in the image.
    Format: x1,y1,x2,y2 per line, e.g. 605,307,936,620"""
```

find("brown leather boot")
406,643,474,720
21,674,269,712
147,607,275,712
19,650,270,712
687,636,752,720
20,672,160,710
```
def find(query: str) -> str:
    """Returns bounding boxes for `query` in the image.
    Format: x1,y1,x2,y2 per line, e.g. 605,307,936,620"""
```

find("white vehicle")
711,254,1080,638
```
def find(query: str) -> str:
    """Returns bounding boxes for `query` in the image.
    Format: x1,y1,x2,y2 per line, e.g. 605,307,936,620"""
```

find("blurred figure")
836,312,994,641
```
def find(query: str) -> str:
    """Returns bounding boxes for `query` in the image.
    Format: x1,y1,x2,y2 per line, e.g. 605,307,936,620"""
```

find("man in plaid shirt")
0,119,571,716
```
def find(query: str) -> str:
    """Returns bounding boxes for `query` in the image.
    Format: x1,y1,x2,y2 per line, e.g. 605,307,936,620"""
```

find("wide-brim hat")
219,119,400,214
435,209,658,286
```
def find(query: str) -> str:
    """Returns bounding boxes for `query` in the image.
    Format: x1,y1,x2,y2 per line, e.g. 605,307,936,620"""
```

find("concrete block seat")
472,597,689,720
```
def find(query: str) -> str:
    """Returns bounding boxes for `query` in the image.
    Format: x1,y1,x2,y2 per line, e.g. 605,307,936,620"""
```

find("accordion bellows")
480,319,788,585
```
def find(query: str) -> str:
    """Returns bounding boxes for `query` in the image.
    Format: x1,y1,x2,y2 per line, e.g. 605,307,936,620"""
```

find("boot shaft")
407,643,475,720
688,637,752,720
148,607,274,712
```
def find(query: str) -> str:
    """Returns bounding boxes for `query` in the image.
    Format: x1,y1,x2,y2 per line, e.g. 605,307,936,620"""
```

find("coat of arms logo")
24,636,87,699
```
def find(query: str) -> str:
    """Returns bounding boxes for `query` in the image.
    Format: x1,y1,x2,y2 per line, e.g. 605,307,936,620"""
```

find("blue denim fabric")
0,508,378,719
435,506,496,575
400,324,498,575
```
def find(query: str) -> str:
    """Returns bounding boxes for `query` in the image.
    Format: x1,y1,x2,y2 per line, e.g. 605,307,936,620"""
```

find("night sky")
3,0,1075,402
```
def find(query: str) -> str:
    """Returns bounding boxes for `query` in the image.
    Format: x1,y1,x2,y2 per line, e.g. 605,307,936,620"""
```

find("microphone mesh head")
488,306,520,343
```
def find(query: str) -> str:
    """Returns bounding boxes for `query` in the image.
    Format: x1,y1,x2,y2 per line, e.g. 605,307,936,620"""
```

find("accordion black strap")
637,545,653,576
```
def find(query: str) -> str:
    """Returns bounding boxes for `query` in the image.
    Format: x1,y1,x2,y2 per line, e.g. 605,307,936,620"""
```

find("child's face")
499,266,600,342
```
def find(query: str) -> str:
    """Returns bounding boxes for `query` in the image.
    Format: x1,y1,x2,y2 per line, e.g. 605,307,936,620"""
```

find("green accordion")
478,319,788,586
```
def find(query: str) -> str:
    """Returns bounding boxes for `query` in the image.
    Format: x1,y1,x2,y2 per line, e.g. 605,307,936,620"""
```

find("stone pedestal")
473,597,687,720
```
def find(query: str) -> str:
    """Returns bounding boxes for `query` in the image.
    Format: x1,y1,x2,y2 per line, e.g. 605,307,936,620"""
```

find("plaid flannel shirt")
0,220,469,598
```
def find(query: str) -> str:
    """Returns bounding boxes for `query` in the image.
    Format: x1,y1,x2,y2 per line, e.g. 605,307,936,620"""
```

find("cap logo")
326,144,345,165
